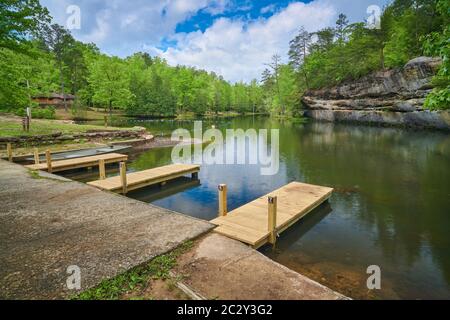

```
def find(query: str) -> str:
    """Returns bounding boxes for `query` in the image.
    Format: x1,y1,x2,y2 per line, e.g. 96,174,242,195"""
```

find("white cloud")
157,0,390,82
260,4,276,14
41,0,224,56
202,0,232,15
159,1,336,82
41,0,391,81
235,0,253,12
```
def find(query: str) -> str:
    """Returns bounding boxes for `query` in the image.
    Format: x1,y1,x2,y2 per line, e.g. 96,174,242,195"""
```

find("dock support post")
46,150,52,173
33,148,40,165
268,196,277,246
99,159,106,180
218,184,227,217
120,162,127,194
6,143,12,162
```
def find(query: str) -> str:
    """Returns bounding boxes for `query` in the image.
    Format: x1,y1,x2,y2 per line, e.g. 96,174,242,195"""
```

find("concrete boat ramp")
0,160,211,299
0,159,344,300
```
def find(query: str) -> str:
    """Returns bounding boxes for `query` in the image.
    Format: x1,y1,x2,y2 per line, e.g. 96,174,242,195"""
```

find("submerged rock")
302,57,449,130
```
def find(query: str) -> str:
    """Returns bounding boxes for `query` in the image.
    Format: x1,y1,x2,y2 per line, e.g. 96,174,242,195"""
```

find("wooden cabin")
33,93,76,108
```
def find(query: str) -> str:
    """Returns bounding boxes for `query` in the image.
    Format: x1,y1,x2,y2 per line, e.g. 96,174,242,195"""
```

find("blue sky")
175,0,302,35
41,0,390,82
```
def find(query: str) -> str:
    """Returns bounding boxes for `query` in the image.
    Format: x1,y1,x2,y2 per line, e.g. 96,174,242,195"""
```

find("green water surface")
79,116,450,299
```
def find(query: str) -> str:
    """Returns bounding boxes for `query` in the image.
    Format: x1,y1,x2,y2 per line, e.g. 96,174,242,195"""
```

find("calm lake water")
74,116,450,299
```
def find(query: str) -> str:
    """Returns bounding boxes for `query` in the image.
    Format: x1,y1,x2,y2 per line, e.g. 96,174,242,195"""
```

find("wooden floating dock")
87,163,200,194
211,182,333,249
25,153,128,173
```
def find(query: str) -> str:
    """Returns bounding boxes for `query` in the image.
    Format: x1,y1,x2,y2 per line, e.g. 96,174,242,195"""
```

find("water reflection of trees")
279,121,450,285
126,116,450,290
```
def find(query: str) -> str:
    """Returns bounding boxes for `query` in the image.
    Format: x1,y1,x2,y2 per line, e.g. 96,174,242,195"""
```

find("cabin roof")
33,93,76,100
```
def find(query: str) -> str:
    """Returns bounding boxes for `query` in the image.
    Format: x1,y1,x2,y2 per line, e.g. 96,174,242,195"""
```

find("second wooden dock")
25,153,128,173
87,163,200,194
211,182,333,249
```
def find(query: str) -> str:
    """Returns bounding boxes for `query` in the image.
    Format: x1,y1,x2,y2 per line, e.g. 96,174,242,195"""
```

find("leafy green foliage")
285,0,447,93
0,0,50,55
74,241,193,300
262,62,299,115
88,54,132,114
423,0,450,110
0,43,59,110
258,0,448,114
16,106,55,119
1,0,447,118
0,2,273,117
0,116,133,137
424,88,450,110
261,54,300,115
126,55,176,117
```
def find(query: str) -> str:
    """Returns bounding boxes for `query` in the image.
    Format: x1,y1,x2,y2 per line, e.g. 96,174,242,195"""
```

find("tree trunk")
303,70,310,90
59,63,67,112
109,100,113,116
275,72,284,115
302,45,310,90
276,83,283,115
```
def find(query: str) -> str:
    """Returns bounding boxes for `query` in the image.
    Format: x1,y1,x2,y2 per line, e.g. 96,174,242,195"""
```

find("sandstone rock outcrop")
302,57,450,130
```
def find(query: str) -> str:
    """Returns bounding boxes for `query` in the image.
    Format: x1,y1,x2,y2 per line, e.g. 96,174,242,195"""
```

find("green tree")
335,13,349,43
266,54,285,113
64,41,89,95
423,0,450,110
289,27,311,89
126,54,177,117
310,27,335,53
88,55,132,115
39,24,75,111
0,0,50,54
0,44,58,111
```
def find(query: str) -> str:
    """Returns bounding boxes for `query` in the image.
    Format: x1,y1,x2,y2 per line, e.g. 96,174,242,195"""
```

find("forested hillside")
0,0,448,119
0,26,264,117
266,0,449,112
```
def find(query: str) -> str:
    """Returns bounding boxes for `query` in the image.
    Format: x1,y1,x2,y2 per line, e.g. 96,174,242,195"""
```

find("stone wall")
0,128,147,146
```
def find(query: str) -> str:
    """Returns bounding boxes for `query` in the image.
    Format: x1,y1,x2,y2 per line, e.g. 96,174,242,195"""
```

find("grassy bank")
55,108,127,121
0,114,137,138
1,142,104,158
74,241,193,300
0,114,145,157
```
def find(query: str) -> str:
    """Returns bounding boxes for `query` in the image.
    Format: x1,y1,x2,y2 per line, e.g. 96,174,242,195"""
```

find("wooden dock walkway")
87,163,200,194
211,182,333,249
25,153,128,173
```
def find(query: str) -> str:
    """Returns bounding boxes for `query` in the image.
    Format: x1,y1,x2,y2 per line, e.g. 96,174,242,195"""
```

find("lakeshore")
1,113,450,299
0,159,344,300
1,0,449,305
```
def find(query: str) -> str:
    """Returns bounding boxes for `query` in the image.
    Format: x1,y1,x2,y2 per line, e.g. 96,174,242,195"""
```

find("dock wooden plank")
87,163,200,193
25,153,128,173
210,182,333,248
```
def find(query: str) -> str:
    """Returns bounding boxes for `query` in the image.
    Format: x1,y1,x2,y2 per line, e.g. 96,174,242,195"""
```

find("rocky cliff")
302,57,450,130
